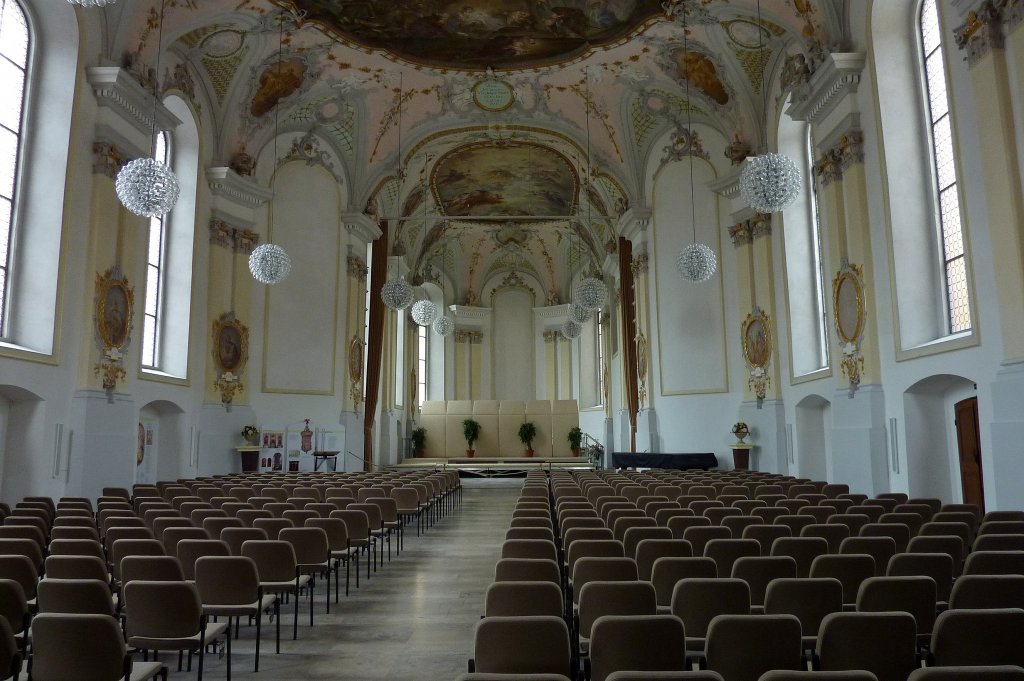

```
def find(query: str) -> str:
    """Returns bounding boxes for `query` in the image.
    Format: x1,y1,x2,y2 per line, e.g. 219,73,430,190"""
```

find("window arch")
0,0,29,338
919,0,971,333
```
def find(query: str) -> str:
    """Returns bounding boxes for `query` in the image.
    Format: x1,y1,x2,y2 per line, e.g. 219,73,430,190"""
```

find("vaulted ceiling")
102,0,847,305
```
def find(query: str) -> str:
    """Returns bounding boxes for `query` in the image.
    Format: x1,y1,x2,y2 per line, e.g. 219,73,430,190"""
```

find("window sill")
896,329,978,362
138,368,189,386
0,341,58,365
790,367,832,385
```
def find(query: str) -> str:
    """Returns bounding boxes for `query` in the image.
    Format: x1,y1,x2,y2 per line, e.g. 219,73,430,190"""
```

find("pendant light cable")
682,9,697,245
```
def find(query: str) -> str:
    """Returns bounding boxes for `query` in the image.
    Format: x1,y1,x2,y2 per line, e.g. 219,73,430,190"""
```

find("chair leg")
325,568,331,614
225,628,231,681
293,583,300,640
309,577,314,627
275,597,281,654
197,627,206,681
254,604,262,672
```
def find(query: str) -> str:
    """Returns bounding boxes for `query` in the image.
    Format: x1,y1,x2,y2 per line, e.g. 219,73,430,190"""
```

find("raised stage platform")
390,457,595,478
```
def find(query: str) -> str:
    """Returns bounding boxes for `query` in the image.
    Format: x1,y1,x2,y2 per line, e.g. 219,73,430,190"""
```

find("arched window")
920,0,971,333
417,323,427,408
141,132,169,368
0,0,29,338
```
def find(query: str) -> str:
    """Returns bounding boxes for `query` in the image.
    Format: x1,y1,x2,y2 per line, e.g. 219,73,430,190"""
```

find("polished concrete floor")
161,478,521,681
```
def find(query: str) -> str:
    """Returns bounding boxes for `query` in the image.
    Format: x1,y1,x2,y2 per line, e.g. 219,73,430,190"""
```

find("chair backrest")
635,539,693,581
670,578,750,641
764,577,843,644
907,668,1024,681
483,580,563,618
472,615,571,677
705,614,803,681
578,581,657,641
589,615,687,681
501,539,558,562
887,552,955,604
176,539,231,580
123,580,202,639
623,527,672,560
770,536,829,578
571,557,639,604
48,538,104,559
742,524,792,556
195,556,260,607
856,575,937,640
252,518,295,541
818,611,918,681
566,539,625,573
279,527,330,567
731,556,798,607
703,538,761,578
839,536,896,577
650,557,717,607
964,551,1024,577
30,613,126,681
44,555,108,582
682,526,732,556
800,523,850,554
666,515,712,539
330,510,371,540
810,554,877,606
950,574,1024,610
36,578,115,616
0,579,28,636
121,555,185,583
930,608,1024,668
241,539,299,583
220,527,269,556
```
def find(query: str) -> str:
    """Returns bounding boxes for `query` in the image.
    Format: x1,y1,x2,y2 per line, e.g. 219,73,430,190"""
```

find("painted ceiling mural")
110,0,843,304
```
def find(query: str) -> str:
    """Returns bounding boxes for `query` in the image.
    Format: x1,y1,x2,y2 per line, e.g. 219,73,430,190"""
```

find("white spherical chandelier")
575,276,609,311
568,302,592,325
677,243,717,283
116,158,180,218
432,314,454,337
411,299,439,326
739,152,801,214
116,0,179,218
67,0,117,6
381,277,414,310
561,319,582,340
248,244,292,284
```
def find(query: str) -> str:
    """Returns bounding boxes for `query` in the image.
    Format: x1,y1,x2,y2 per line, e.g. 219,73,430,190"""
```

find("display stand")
730,443,755,471
313,451,339,472
236,445,262,472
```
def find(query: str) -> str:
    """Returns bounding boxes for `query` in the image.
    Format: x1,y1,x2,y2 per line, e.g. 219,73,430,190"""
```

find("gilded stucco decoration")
814,130,864,186
729,213,771,245
636,332,649,407
209,218,260,253
833,259,866,398
93,142,130,179
741,306,772,408
93,267,135,395
212,313,249,406
348,335,365,406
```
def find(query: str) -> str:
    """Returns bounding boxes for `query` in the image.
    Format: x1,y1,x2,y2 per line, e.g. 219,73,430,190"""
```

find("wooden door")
954,397,985,512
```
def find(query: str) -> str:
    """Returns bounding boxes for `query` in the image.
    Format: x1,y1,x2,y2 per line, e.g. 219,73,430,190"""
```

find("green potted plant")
462,418,481,458
410,427,427,458
518,421,537,457
567,426,583,457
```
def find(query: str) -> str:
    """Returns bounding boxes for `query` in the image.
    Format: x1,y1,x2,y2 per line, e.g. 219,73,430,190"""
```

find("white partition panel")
419,401,447,458
498,401,526,456
473,400,500,457
525,400,553,457
445,400,474,457
552,400,581,457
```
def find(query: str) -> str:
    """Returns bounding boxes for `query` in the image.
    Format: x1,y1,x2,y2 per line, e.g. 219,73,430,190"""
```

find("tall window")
141,132,169,368
0,0,29,338
807,128,829,367
920,0,971,333
596,311,605,406
417,323,427,408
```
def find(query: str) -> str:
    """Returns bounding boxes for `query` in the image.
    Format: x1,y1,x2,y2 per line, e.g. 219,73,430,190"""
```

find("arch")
0,381,46,500
794,394,832,482
138,399,187,485
902,373,977,503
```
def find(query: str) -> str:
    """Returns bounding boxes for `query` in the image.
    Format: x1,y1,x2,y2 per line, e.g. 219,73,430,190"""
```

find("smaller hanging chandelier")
575,276,609,311
411,299,439,326
568,302,592,325
739,152,802,214
677,242,717,282
116,158,180,218
67,0,118,7
382,277,414,310
248,244,292,284
561,319,583,340
433,314,454,337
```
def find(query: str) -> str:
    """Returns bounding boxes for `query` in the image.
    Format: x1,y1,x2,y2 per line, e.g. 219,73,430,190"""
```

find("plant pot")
466,449,475,458
570,448,580,457
524,448,534,458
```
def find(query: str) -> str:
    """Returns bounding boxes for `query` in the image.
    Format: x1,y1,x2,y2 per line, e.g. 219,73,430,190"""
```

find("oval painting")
217,325,244,372
744,316,771,368
102,284,130,348
836,273,864,343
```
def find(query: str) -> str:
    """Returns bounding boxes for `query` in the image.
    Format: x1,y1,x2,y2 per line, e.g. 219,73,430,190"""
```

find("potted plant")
731,422,750,443
519,421,537,457
567,426,583,457
241,425,260,446
462,418,481,458
410,427,426,458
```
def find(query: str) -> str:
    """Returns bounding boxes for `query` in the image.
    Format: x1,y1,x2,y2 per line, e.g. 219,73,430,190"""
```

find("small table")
729,443,755,470
313,451,339,472
236,446,262,473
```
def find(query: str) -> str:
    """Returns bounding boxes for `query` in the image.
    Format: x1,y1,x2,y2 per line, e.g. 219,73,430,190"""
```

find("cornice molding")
786,53,866,124
343,212,383,245
708,167,742,199
205,167,273,208
86,67,181,147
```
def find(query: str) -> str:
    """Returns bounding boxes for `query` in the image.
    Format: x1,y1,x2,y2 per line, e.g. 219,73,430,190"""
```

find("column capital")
87,67,181,159
786,53,866,124
343,212,383,245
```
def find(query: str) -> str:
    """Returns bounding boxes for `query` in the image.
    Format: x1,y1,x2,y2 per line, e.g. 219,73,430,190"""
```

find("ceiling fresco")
275,0,669,71
107,0,844,304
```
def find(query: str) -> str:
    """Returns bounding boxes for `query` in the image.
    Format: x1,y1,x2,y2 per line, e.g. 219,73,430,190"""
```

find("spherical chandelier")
739,152,802,214
677,242,717,282
248,244,292,284
575,276,609,311
116,158,180,218
432,314,454,337
411,300,439,326
67,0,118,6
381,277,414,310
568,302,592,325
561,319,583,340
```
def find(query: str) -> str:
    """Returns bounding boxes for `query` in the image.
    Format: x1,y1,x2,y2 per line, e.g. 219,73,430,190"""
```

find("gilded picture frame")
349,335,364,384
741,307,772,369
212,313,249,375
833,261,866,345
95,269,134,350
471,78,515,112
